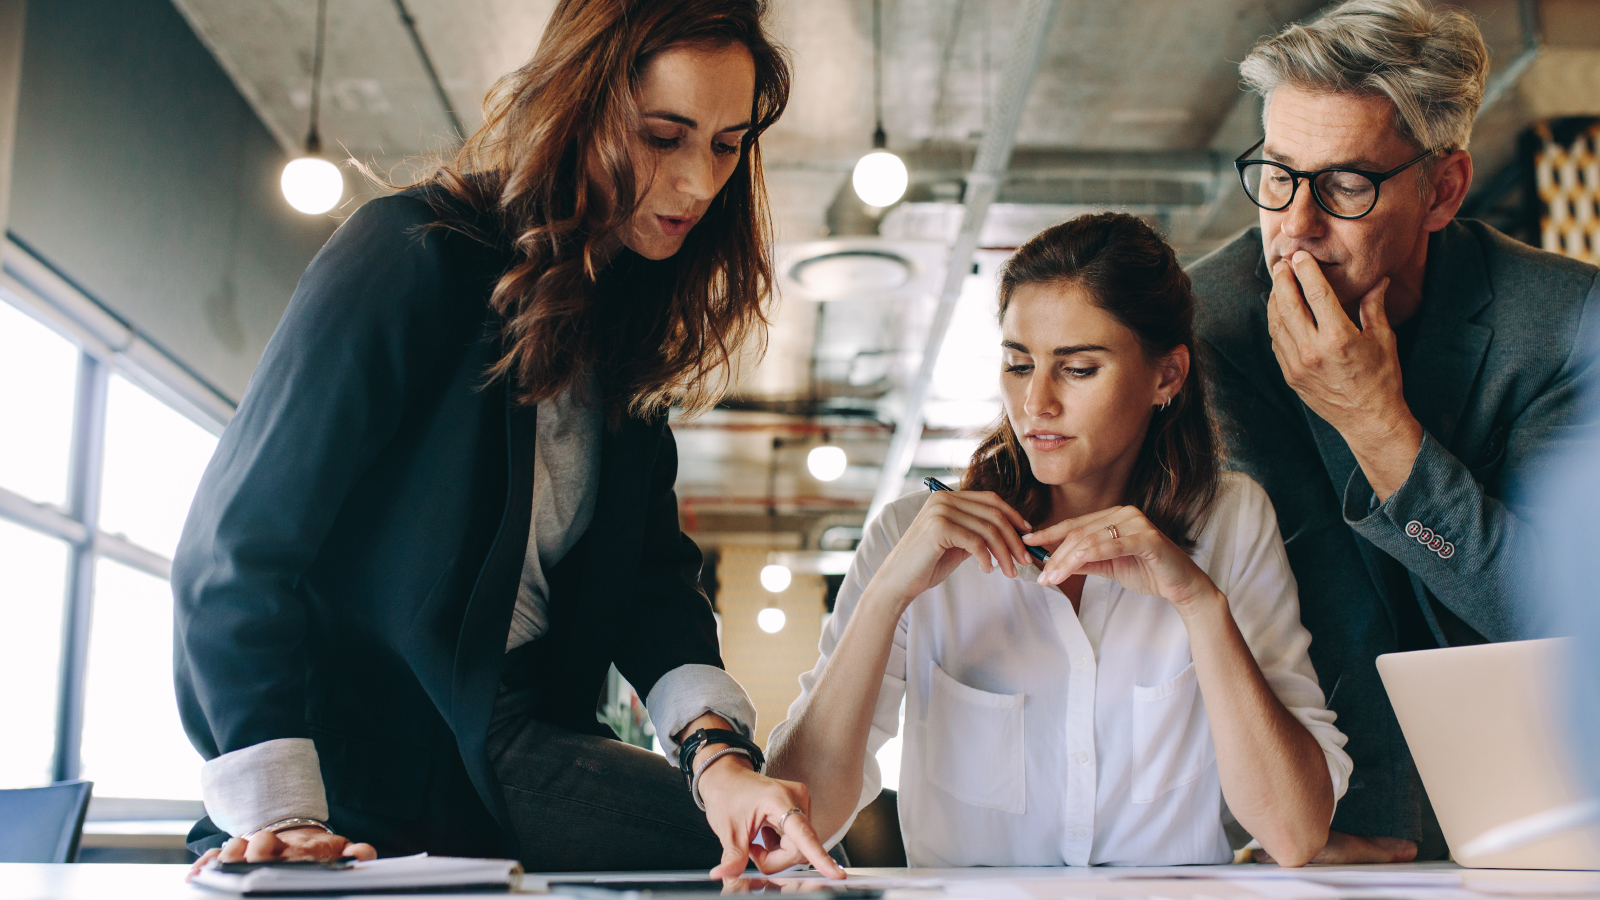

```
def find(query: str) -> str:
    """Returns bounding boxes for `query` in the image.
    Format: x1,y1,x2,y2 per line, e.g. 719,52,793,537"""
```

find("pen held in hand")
923,476,1051,565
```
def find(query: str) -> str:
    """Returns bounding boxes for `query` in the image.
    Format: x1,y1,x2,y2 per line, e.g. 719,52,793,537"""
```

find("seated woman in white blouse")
765,212,1351,868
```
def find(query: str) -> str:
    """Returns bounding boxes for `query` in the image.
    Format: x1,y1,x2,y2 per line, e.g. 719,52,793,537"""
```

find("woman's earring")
1159,396,1172,411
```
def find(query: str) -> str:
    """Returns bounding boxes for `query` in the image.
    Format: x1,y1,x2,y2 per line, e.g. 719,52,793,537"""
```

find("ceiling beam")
868,0,1060,519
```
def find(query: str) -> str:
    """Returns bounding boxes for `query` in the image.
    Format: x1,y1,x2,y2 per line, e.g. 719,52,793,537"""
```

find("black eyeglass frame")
1233,138,1441,220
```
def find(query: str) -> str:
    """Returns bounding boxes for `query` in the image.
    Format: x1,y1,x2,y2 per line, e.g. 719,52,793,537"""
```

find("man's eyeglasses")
1234,138,1440,220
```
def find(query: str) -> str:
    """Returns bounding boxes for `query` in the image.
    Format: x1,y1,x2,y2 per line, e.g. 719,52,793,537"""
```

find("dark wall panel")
10,0,338,402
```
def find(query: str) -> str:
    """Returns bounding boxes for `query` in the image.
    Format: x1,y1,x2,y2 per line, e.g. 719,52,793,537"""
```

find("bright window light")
99,375,219,560
79,558,204,800
759,563,792,593
807,445,848,482
0,299,78,506
757,606,787,634
0,519,68,789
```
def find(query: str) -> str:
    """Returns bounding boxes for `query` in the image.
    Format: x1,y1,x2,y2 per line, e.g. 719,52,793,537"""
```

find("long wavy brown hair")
423,0,790,423
963,213,1221,549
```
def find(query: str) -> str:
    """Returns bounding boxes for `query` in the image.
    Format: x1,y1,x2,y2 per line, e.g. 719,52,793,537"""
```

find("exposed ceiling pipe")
393,0,466,141
868,0,1060,519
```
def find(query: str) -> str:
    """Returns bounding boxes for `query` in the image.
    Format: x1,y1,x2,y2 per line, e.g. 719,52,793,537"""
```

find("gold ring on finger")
1105,524,1119,540
776,806,803,835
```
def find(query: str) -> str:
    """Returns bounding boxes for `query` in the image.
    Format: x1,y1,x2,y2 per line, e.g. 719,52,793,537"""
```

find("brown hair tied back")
423,0,790,425
963,213,1221,550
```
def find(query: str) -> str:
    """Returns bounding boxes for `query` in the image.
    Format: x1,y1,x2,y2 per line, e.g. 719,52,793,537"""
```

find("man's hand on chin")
1266,251,1424,501
1254,830,1420,865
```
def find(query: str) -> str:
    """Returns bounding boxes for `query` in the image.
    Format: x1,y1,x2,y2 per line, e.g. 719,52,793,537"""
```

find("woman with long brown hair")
174,0,842,877
766,213,1351,867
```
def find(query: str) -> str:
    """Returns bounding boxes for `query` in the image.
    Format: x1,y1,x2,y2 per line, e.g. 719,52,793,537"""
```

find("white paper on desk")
191,853,523,895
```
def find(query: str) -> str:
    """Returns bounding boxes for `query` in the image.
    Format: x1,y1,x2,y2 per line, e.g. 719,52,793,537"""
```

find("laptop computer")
1377,637,1600,869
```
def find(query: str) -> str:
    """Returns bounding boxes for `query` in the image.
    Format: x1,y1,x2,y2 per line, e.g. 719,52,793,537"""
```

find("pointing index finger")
780,812,845,879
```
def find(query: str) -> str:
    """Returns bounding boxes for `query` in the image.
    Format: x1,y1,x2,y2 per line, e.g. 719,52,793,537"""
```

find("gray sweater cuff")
645,663,758,761
200,738,328,838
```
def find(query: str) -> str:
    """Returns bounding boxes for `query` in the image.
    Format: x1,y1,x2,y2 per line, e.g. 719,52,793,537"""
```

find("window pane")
0,298,78,506
99,375,219,559
79,558,203,799
0,518,69,789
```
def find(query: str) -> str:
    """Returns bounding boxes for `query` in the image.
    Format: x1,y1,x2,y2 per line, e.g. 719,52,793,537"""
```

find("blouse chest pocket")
1130,661,1214,804
924,663,1027,815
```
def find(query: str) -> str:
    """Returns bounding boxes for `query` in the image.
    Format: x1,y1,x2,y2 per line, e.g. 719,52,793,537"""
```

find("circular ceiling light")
790,249,912,298
757,606,787,634
282,157,343,214
807,445,848,482
760,564,792,593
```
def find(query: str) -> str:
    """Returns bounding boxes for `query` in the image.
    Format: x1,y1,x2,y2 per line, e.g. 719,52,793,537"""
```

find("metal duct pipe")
868,0,1061,519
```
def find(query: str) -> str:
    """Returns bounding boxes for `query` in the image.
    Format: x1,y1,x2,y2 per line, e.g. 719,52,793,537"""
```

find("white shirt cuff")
644,663,758,760
200,737,329,838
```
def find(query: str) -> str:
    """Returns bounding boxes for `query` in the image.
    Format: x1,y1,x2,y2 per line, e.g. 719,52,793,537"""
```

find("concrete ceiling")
171,0,1600,540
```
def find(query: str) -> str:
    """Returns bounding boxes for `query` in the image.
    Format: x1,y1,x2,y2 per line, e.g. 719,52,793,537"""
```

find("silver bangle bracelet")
246,817,332,839
690,747,753,811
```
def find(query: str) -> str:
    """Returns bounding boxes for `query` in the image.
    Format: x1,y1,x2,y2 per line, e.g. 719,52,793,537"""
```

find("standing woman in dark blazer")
175,0,842,878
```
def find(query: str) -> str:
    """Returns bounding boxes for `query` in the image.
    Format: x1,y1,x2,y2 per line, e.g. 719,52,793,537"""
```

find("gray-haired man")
1191,0,1600,863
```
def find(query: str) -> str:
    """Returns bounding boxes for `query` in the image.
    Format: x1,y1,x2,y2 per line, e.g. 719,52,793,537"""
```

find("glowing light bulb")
852,150,909,208
760,564,792,593
807,445,848,482
281,156,343,214
757,606,787,634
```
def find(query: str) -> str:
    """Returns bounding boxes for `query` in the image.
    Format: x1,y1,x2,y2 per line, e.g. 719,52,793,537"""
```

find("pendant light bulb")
853,148,908,209
760,564,792,594
282,144,343,215
807,445,848,482
854,0,906,209
283,0,341,214
757,606,787,634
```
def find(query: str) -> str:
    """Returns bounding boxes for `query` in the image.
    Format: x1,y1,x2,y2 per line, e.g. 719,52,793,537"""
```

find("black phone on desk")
215,859,358,873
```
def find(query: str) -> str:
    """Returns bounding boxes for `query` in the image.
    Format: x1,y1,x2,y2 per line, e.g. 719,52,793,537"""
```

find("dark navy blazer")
172,187,723,856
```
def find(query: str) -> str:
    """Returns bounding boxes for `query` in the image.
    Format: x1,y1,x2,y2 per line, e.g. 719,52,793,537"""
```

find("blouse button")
1070,826,1089,839
1074,751,1089,764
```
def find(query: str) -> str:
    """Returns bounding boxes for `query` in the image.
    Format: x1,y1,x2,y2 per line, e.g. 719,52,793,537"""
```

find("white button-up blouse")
770,472,1352,867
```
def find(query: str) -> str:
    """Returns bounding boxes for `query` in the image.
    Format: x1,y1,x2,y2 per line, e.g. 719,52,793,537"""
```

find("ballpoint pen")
923,476,1050,564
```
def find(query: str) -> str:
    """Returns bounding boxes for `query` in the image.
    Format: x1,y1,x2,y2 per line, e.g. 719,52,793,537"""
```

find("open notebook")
192,854,523,895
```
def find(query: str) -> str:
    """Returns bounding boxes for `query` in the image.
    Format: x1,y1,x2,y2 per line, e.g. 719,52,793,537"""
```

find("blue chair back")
0,780,93,863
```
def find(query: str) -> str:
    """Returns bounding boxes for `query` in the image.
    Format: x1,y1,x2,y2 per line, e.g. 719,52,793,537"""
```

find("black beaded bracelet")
677,727,765,787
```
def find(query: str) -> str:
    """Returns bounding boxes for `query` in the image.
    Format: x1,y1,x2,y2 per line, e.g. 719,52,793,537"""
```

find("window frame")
0,234,233,807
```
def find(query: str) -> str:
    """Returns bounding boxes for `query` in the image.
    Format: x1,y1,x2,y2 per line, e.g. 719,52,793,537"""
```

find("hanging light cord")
306,0,328,154
872,0,887,148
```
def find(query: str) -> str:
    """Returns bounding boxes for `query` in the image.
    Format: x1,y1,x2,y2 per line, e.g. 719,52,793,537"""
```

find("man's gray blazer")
1191,220,1600,841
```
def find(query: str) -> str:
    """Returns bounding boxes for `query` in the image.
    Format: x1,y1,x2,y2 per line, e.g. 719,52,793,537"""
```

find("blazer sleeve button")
1406,520,1423,538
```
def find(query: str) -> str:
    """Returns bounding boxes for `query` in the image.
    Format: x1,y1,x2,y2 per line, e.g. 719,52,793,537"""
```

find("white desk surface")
5,863,1600,900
